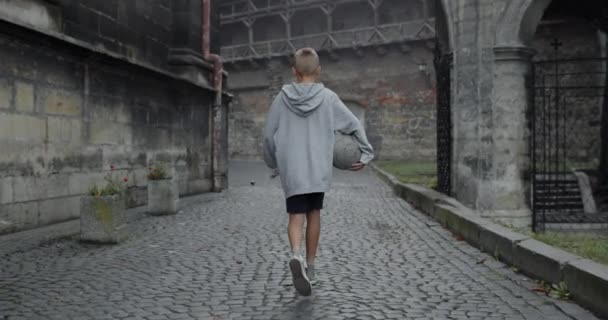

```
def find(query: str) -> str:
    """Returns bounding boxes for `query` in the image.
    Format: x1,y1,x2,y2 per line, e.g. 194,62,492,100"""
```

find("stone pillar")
476,46,535,227
211,98,229,192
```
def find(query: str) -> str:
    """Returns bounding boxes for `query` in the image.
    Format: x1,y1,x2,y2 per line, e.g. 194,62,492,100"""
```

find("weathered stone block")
514,239,581,285
88,121,130,145
0,177,13,204
0,77,13,109
408,184,447,216
181,179,212,195
147,179,178,215
125,186,147,208
15,81,34,113
0,113,46,142
38,196,80,225
563,259,608,319
133,168,150,188
430,202,452,227
48,117,82,144
68,172,105,196
438,203,490,247
0,201,39,232
479,223,529,265
42,89,82,116
0,209,15,234
13,174,70,202
80,195,127,243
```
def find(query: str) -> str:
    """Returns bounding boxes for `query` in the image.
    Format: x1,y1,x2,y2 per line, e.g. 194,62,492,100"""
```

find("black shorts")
286,193,325,214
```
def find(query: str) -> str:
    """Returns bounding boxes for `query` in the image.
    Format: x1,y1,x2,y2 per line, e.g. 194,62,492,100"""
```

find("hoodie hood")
281,83,326,117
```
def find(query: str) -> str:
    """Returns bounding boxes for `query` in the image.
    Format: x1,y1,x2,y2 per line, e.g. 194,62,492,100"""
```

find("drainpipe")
202,0,225,192
202,0,223,105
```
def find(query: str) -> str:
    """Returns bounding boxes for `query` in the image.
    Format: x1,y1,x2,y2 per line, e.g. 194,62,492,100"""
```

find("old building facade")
221,0,438,161
0,0,229,234
436,0,607,227
223,0,607,229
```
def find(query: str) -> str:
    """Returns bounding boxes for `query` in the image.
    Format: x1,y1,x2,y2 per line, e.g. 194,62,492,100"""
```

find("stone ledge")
564,259,608,318
514,239,582,285
479,223,529,265
371,163,608,319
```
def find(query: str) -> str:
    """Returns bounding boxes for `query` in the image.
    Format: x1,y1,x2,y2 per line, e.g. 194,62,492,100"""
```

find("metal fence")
434,45,451,195
531,51,607,231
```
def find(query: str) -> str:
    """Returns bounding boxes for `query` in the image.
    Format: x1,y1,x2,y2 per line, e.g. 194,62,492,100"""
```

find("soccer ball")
333,132,362,170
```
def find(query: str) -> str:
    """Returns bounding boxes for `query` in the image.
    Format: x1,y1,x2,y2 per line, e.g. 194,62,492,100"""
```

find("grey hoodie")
263,83,374,198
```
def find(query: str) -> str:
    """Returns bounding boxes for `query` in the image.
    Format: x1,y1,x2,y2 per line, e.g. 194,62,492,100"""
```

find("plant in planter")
147,164,178,216
81,165,129,244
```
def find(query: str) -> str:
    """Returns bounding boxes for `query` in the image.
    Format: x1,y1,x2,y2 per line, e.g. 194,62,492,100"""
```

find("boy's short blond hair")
294,48,320,76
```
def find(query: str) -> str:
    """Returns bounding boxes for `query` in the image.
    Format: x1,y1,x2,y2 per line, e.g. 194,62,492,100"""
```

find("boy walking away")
263,48,374,296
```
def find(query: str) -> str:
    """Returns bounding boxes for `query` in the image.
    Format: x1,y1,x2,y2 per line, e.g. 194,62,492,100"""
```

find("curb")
371,164,608,319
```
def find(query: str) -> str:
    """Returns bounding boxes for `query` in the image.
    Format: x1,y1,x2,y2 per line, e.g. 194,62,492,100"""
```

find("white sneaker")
307,266,316,285
289,255,312,296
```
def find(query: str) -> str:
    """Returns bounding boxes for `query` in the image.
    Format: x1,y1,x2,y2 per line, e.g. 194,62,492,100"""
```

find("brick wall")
227,43,437,161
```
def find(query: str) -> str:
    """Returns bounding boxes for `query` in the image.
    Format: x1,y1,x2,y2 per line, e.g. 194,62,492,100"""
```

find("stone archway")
345,102,366,129
435,0,453,53
522,0,608,229
495,0,553,47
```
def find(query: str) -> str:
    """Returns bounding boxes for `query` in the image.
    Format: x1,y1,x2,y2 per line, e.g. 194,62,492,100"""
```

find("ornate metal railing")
221,0,389,23
433,43,451,195
531,45,607,231
221,19,435,62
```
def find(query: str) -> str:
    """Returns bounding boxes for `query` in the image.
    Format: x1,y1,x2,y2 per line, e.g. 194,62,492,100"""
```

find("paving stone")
0,161,600,319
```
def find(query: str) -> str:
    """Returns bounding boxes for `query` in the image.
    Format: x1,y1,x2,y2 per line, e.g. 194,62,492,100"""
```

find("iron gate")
434,47,452,195
531,47,607,231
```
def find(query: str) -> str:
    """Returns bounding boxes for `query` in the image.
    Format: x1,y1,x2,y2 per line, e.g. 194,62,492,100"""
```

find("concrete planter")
80,195,127,244
147,179,178,216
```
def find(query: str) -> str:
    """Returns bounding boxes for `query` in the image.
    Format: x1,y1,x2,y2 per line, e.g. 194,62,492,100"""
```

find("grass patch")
532,232,608,265
377,160,437,189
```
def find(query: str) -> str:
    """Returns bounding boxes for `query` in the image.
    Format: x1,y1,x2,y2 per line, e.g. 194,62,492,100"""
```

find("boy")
263,48,374,296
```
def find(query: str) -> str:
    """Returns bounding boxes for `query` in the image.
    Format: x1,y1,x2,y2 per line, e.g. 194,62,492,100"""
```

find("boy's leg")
305,209,321,266
305,209,320,284
288,212,312,296
288,213,306,256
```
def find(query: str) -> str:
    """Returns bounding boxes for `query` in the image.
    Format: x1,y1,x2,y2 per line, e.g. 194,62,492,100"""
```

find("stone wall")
437,0,606,227
221,0,437,163
55,0,221,71
227,43,437,161
58,0,172,67
0,0,224,234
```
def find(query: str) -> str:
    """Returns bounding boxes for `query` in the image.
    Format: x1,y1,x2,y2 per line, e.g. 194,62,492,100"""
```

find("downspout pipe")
202,0,223,106
202,0,225,192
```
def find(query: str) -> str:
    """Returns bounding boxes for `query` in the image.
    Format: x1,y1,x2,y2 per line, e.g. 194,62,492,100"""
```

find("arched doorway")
345,102,366,129
527,0,608,230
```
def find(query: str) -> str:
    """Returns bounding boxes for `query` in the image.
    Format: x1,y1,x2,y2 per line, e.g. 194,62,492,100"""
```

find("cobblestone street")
0,162,599,320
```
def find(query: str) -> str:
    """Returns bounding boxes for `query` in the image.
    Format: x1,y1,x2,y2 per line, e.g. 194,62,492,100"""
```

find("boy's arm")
263,95,281,169
333,95,375,165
